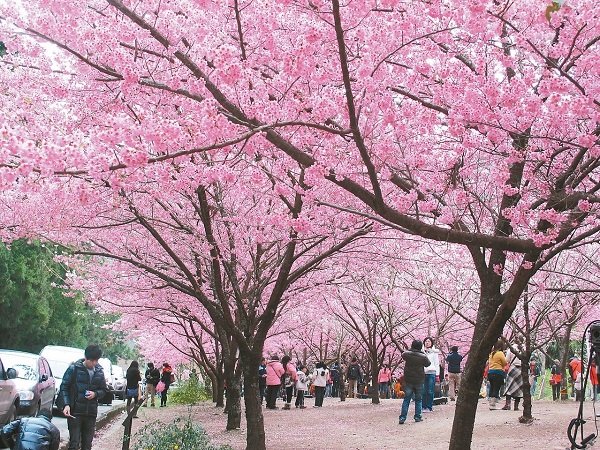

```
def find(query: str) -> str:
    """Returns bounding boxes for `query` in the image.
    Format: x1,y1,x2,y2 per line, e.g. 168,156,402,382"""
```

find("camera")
589,322,600,350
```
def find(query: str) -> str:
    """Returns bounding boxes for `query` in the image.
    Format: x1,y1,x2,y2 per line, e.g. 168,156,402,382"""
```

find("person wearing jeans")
487,339,508,410
399,340,431,424
422,337,440,412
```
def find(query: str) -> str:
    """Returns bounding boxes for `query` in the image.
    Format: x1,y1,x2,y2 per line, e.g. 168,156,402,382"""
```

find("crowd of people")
257,336,464,418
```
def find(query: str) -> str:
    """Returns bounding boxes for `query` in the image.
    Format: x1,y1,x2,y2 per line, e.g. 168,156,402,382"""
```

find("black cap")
411,339,423,351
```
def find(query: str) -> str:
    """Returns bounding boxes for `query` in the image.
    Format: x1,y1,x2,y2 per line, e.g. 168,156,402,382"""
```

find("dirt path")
94,397,598,449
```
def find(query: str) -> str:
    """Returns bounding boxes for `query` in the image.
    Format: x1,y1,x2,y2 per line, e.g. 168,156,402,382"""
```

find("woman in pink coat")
378,364,392,398
265,355,285,409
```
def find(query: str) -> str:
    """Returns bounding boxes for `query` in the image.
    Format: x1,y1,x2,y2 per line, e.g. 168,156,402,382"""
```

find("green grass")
132,415,232,450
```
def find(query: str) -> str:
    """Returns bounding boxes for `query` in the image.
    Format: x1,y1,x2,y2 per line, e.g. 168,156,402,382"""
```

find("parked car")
112,365,126,400
98,357,114,405
39,345,84,409
0,354,19,425
0,350,56,417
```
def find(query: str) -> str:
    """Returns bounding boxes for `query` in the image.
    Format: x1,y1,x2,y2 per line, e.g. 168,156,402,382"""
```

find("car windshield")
46,360,72,379
0,354,38,381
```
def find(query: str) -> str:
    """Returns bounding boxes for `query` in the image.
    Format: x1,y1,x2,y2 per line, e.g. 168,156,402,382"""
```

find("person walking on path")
398,339,431,424
1,409,60,450
58,344,107,450
311,361,330,407
422,337,440,412
265,355,285,410
590,360,598,402
378,364,392,399
446,346,463,401
258,358,268,405
159,363,175,407
487,339,508,410
280,355,298,410
330,362,340,397
529,360,541,397
346,357,362,398
551,360,562,401
125,361,142,416
295,365,309,409
142,362,160,407
501,358,524,410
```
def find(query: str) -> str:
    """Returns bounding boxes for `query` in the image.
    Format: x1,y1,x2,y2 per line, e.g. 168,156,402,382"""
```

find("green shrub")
169,379,211,405
132,416,232,450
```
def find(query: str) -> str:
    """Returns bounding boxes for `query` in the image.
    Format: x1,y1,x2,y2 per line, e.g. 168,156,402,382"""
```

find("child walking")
295,365,309,409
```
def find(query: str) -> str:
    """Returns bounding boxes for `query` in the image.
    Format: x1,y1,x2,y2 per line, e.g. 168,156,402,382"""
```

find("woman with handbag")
126,361,142,417
160,363,174,407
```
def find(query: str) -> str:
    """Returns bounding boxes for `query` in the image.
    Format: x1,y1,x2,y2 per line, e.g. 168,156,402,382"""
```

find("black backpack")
348,364,360,380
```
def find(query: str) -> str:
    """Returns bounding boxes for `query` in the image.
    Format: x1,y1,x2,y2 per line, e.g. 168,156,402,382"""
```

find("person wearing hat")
398,339,431,424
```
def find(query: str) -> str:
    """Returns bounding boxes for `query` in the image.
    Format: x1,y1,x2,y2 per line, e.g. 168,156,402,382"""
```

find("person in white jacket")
295,366,309,409
310,362,330,407
423,337,440,412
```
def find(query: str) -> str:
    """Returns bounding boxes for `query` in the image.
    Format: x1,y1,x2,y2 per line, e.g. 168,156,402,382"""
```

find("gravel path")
93,397,597,449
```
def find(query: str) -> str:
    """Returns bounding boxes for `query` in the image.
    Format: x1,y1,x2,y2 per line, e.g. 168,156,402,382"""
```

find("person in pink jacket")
265,355,285,410
280,355,298,410
378,364,392,399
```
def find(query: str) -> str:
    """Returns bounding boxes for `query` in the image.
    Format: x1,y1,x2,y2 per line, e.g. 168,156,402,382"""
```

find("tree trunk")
520,356,533,421
371,352,380,404
449,288,506,450
224,366,242,430
215,374,225,408
242,352,266,450
339,370,346,402
449,353,486,450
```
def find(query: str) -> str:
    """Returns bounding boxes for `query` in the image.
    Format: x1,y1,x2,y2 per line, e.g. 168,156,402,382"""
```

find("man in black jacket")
59,344,107,450
142,362,160,407
1,409,59,450
399,339,431,424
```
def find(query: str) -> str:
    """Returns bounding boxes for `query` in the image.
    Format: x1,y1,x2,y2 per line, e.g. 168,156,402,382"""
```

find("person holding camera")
311,361,330,407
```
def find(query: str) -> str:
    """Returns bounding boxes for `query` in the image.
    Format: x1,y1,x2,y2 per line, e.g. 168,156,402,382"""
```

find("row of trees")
0,239,137,361
2,1,600,449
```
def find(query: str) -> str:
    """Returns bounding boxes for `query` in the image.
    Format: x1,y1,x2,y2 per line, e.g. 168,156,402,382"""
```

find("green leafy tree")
0,239,137,360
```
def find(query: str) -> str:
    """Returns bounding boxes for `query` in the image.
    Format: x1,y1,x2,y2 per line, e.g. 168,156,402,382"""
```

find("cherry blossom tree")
3,1,600,448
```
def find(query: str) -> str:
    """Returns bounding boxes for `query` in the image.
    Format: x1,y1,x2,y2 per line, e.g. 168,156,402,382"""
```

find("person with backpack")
311,361,330,407
295,365,309,409
280,355,298,410
142,362,160,407
346,357,361,398
330,362,340,397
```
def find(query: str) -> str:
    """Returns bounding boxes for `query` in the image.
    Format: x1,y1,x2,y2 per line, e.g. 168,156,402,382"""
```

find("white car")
112,365,126,400
39,345,85,409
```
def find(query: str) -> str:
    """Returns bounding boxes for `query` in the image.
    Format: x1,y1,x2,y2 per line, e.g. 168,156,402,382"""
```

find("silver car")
0,350,55,417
